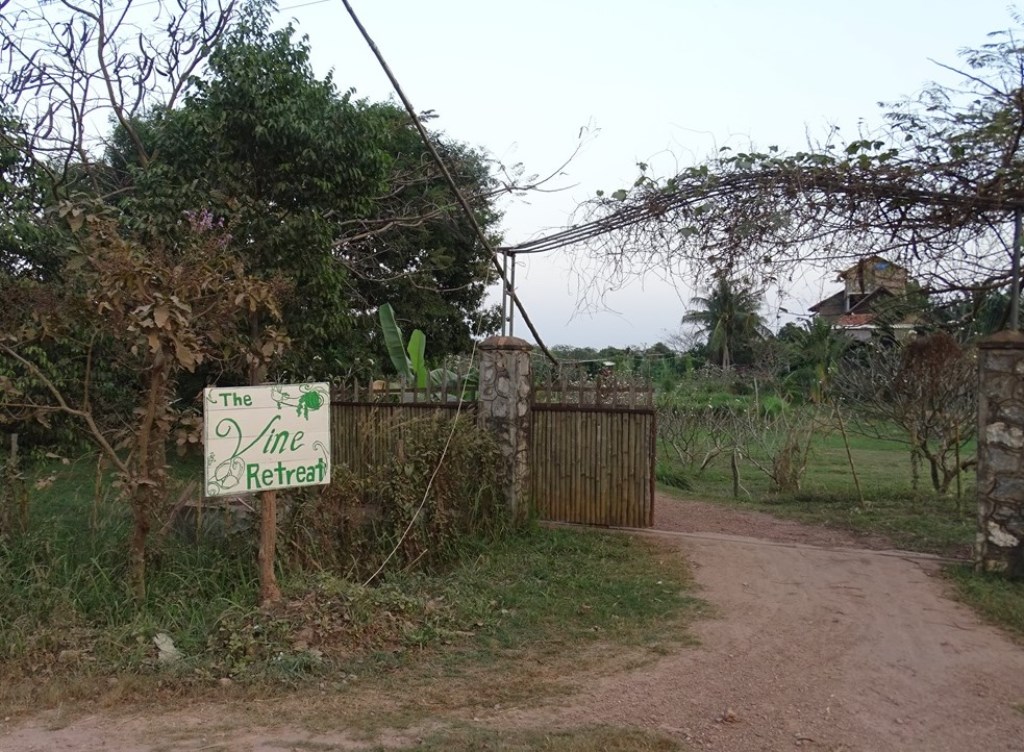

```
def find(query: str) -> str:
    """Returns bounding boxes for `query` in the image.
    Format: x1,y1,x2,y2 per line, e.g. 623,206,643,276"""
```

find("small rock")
153,633,182,665
219,677,233,687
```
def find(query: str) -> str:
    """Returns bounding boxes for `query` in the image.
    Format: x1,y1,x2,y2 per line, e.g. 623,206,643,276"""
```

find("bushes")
285,412,508,579
656,374,815,494
0,412,509,685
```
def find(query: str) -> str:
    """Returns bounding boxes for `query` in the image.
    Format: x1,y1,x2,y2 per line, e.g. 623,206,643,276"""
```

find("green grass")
0,459,702,715
946,566,1024,641
661,425,976,556
658,414,1024,638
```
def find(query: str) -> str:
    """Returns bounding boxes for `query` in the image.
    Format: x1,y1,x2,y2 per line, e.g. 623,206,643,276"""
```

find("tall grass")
0,459,260,672
2,414,703,712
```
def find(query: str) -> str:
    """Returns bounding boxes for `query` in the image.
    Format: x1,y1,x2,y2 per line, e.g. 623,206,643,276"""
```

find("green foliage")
655,462,691,491
778,317,850,402
0,459,699,707
0,112,67,281
286,413,507,576
109,12,390,376
377,303,475,397
379,302,416,381
0,441,27,539
105,7,500,378
1,211,289,597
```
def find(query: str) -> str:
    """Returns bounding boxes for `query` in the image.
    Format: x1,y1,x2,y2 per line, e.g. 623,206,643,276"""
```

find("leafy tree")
0,113,63,280
105,8,388,376
107,6,500,377
0,0,304,607
1,212,287,598
681,277,768,369
344,118,502,360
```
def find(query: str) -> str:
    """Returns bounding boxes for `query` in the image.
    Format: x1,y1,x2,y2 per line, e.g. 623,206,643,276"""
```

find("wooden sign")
203,383,331,497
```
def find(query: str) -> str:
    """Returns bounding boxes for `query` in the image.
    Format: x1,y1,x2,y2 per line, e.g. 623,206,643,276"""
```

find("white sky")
284,0,1013,348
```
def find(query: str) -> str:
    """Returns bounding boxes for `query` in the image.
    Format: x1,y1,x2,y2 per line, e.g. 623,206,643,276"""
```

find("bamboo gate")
530,377,655,528
329,375,655,529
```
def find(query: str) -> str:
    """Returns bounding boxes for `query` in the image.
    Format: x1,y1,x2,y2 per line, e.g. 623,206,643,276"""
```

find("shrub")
285,412,508,578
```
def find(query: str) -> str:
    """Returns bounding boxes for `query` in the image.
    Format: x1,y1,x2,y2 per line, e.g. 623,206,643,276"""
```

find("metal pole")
500,251,509,336
1013,207,1022,331
509,252,517,337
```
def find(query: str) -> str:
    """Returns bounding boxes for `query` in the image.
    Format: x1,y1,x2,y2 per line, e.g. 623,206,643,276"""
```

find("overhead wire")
336,0,558,366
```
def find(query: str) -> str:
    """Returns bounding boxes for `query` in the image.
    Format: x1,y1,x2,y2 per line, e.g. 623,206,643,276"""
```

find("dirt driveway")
499,495,1024,750
3,494,1024,751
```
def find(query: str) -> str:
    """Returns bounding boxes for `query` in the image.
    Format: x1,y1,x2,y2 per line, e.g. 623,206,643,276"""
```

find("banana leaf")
378,303,412,381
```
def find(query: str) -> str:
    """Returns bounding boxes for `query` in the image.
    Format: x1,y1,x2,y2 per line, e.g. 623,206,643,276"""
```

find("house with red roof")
809,256,917,341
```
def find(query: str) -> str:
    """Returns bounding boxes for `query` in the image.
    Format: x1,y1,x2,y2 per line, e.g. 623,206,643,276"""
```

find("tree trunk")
129,489,150,600
910,446,921,492
927,453,943,493
249,316,281,606
129,357,169,600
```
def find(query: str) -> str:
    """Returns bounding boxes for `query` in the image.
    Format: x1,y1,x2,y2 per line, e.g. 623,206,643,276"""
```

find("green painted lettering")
296,466,306,483
235,414,281,458
264,429,290,455
261,468,274,487
289,430,305,451
246,463,261,489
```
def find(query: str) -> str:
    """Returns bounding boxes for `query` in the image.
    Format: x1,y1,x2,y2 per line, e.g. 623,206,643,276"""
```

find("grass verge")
1,461,702,720
660,484,974,556
946,565,1024,642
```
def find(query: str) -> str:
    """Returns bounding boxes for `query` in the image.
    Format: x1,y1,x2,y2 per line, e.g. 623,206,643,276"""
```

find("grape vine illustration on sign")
203,383,331,497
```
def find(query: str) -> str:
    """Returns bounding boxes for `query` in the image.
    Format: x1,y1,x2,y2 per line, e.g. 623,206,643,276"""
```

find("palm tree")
682,277,768,369
783,316,850,402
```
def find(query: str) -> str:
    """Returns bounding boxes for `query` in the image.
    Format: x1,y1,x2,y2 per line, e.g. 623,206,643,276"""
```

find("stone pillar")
976,330,1024,577
477,336,533,522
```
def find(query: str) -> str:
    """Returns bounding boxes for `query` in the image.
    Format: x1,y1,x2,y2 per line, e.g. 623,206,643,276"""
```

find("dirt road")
497,495,1024,750
3,495,1023,751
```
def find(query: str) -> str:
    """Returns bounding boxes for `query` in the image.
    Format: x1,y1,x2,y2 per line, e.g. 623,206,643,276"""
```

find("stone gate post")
977,330,1024,577
477,336,533,522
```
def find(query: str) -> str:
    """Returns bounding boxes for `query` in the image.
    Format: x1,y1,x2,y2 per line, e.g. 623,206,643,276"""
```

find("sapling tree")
0,210,287,598
835,332,976,496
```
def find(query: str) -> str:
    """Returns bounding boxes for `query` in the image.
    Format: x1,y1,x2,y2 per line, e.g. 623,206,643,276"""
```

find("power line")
337,0,558,365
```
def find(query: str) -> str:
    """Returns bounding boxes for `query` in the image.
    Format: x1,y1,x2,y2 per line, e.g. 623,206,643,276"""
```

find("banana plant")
378,302,426,388
377,303,476,400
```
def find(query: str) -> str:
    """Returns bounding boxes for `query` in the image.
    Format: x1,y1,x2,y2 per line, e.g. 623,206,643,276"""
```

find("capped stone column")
477,336,533,522
976,330,1024,577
